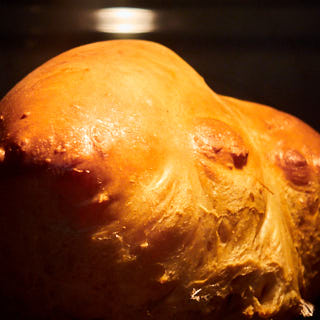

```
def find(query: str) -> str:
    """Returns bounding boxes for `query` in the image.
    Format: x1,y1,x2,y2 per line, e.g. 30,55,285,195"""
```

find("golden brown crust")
0,40,319,319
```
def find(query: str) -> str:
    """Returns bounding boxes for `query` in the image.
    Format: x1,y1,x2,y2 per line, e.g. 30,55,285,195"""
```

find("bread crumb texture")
0,40,320,320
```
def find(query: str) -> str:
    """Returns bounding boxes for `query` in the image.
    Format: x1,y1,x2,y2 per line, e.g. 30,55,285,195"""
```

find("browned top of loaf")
0,40,320,319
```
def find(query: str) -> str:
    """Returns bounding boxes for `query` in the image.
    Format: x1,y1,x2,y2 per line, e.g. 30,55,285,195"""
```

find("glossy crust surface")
0,40,320,319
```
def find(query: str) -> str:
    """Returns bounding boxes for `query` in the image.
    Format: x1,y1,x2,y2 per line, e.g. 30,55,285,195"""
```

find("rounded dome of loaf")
0,40,320,319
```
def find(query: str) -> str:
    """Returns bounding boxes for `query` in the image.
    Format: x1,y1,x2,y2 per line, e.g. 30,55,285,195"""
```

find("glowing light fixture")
94,7,156,34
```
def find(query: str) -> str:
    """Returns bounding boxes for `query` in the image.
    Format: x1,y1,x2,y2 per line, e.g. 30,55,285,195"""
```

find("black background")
0,1,320,319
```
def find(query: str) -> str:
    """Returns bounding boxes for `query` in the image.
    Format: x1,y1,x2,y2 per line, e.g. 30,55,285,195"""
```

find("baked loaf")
0,40,320,320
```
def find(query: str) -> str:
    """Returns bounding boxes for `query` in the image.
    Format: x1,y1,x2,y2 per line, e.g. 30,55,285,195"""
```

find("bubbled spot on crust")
277,149,312,186
20,112,31,120
192,118,248,170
